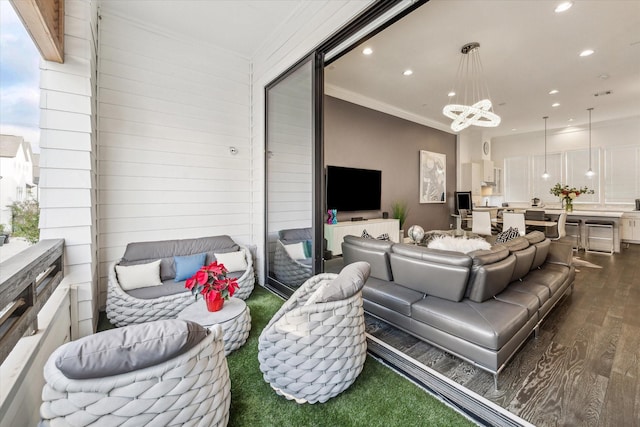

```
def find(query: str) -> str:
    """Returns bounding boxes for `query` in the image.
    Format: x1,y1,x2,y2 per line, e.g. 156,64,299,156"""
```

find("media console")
324,218,400,256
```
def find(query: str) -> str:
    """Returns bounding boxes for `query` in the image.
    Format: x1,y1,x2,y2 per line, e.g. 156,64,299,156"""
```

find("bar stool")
565,218,582,251
585,220,614,255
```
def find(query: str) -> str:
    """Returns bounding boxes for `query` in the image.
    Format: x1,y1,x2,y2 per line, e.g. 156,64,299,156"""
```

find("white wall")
38,0,98,337
95,11,253,306
0,140,33,228
490,115,640,208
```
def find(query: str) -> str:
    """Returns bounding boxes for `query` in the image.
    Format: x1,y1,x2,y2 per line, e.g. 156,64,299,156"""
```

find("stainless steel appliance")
636,198,640,210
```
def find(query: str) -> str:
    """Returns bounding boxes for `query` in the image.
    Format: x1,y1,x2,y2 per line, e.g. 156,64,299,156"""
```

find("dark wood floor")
327,244,640,427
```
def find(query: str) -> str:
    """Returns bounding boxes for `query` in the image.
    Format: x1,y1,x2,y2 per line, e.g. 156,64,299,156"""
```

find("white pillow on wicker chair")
115,260,162,291
283,242,306,260
214,250,248,272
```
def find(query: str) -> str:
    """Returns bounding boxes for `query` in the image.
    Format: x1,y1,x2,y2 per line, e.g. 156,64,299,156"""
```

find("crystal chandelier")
442,42,501,132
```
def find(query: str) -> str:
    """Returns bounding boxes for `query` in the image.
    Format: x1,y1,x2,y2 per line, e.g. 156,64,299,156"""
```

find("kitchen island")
545,209,625,253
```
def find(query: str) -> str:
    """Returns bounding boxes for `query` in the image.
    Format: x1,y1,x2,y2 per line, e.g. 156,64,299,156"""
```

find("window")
532,153,562,202
504,157,529,202
565,149,599,203
605,145,640,203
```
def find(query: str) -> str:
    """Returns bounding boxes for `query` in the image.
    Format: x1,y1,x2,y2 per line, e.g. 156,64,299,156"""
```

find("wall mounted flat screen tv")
326,166,381,212
455,191,472,215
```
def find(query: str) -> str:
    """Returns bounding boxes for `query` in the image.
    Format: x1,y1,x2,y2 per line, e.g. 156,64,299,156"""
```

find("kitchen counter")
544,209,625,218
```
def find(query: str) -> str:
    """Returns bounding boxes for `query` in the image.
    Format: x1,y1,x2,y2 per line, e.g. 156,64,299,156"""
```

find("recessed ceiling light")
511,128,517,131
403,69,413,76
599,73,610,80
549,89,559,95
555,1,573,13
447,91,456,97
579,49,595,57
362,47,373,55
568,118,574,122
552,102,560,107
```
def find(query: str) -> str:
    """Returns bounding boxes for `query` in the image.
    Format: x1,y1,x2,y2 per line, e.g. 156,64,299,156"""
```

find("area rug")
572,256,602,270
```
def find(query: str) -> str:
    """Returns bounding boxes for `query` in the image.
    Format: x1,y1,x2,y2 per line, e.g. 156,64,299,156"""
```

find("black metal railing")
0,239,64,364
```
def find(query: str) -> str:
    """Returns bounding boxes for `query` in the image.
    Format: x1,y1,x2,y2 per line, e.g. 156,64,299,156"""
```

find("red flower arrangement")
185,261,239,303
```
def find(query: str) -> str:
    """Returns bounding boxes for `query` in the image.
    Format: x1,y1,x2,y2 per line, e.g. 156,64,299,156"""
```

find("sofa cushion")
530,238,551,270
126,279,191,299
215,250,248,272
497,237,535,281
342,235,394,281
174,253,207,281
494,287,540,318
310,261,370,304
524,231,546,244
465,246,516,302
278,227,312,244
522,263,570,296
507,281,551,307
390,245,471,302
55,320,209,379
115,260,163,291
362,277,424,317
120,236,239,281
411,297,529,351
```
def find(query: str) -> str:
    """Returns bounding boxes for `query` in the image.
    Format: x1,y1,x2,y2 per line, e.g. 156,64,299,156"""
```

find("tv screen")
455,191,472,214
326,166,381,212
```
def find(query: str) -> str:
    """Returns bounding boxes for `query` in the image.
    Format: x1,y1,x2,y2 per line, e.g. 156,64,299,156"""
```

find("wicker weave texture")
106,246,255,327
273,240,312,287
222,307,252,355
258,273,366,404
40,325,230,427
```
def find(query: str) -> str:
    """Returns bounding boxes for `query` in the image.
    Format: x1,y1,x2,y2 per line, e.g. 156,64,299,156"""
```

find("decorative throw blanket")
427,235,491,253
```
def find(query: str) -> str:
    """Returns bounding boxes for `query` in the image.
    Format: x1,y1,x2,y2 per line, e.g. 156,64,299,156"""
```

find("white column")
38,0,98,338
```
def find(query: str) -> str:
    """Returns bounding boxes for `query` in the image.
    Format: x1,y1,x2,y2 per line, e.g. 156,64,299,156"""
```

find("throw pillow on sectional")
496,227,520,243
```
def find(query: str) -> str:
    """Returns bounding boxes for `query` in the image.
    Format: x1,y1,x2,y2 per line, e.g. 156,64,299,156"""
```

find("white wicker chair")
40,323,230,427
258,262,370,404
273,240,312,287
107,245,255,327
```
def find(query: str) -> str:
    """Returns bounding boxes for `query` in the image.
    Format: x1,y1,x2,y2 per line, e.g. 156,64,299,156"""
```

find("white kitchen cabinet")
482,160,494,182
461,163,482,198
621,212,640,243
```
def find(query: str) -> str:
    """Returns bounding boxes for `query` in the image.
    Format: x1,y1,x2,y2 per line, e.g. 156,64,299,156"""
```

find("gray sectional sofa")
341,231,575,387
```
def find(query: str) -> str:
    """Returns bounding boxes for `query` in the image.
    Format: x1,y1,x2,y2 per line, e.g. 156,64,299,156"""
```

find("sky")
0,0,41,152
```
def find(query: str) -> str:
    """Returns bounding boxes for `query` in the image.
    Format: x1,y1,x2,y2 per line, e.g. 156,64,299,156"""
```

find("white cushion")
115,260,162,291
214,250,248,272
283,242,306,260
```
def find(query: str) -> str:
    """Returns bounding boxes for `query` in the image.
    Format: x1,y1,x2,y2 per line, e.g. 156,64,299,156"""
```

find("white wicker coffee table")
177,298,251,355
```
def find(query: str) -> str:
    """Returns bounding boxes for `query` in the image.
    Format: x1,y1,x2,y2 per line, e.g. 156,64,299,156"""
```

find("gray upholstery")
258,264,369,404
342,235,394,281
390,244,471,302
311,261,370,303
279,227,312,243
120,235,239,281
55,320,208,379
341,233,574,378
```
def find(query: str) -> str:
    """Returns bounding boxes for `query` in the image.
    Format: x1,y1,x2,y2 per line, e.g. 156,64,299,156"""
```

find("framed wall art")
419,150,446,203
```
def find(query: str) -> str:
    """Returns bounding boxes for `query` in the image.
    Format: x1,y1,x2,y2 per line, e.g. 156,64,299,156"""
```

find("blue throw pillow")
174,253,207,282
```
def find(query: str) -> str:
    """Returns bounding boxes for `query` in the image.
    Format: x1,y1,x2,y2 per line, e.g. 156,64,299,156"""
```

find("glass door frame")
265,0,427,295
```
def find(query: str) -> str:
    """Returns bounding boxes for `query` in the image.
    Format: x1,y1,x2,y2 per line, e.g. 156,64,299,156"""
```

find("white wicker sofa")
107,235,255,327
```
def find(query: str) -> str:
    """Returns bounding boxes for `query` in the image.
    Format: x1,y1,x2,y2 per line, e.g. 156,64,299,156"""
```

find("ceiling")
99,0,308,58
325,0,640,138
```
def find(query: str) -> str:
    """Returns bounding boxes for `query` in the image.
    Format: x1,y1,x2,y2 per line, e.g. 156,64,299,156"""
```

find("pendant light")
442,42,501,132
541,116,550,179
586,108,595,177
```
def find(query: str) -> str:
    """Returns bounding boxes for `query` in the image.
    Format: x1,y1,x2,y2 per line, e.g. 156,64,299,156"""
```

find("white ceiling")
99,0,307,58
326,0,640,138
99,0,640,138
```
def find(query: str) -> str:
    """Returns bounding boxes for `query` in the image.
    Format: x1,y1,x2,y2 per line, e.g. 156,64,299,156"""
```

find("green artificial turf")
226,286,475,427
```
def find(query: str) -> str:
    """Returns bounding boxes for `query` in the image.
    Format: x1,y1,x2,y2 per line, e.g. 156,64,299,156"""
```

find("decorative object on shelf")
186,261,239,312
442,42,501,132
541,116,550,179
327,209,337,224
550,183,594,212
585,107,595,177
419,150,446,203
407,225,425,244
391,200,409,238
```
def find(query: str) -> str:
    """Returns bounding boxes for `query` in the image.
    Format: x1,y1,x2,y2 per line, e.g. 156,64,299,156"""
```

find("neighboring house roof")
0,134,24,158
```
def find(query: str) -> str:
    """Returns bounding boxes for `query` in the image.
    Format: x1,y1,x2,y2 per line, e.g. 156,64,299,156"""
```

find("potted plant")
391,200,410,239
550,183,594,212
185,261,239,312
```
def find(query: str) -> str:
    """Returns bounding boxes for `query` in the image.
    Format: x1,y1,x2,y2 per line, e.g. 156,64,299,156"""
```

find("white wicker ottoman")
178,298,251,355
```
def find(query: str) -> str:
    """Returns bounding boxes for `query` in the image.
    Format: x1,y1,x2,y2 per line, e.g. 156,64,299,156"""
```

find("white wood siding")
96,12,252,306
38,0,99,338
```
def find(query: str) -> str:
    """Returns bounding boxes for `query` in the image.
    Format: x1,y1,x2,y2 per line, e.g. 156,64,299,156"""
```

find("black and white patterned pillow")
496,227,520,243
361,229,373,239
376,233,390,241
